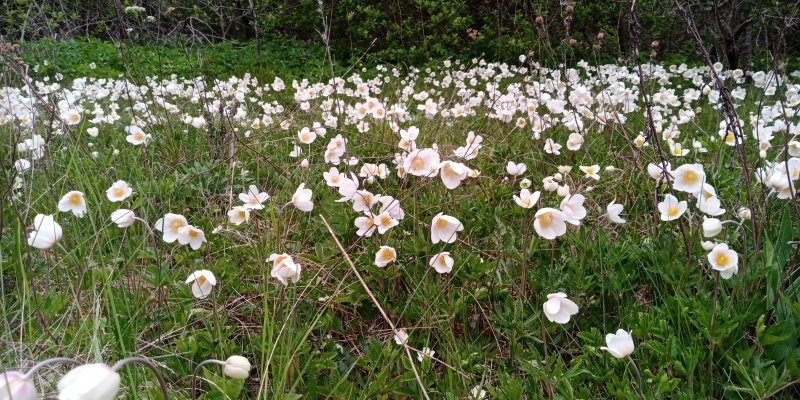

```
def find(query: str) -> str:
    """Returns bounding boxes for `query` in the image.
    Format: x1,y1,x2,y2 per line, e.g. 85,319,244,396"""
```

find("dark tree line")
1,0,798,67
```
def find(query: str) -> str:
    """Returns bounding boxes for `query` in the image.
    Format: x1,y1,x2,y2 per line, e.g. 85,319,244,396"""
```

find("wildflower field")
2,42,800,399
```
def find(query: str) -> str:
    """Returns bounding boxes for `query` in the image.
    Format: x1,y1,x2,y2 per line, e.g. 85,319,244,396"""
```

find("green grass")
1,41,799,399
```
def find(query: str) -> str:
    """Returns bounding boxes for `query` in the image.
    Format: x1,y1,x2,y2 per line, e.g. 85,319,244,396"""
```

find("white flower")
542,292,579,324
560,193,587,225
429,252,454,273
534,208,568,240
298,127,317,144
105,180,132,202
439,160,468,189
579,164,600,180
186,270,217,299
403,148,440,177
227,206,251,225
417,347,435,362
27,214,63,249
702,217,723,237
375,212,399,234
374,246,397,267
110,209,136,228
239,185,270,210
394,329,409,345
658,194,687,221
506,161,527,176
125,125,149,145
606,200,626,224
57,363,120,400
0,371,38,400
431,213,463,244
178,225,206,250
647,162,671,181
61,109,82,126
58,190,88,218
223,356,251,379
14,159,31,172
291,183,313,212
708,242,738,279
673,163,705,193
514,189,541,209
269,253,301,286
601,329,635,359
154,213,188,243
468,386,487,400
86,127,99,137
520,178,532,189
736,207,752,221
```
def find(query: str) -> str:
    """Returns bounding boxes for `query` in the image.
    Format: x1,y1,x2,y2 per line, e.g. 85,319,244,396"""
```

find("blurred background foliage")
1,0,798,72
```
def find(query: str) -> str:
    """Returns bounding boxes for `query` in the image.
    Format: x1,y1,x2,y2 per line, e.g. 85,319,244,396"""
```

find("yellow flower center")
538,213,553,228
381,248,394,260
197,275,207,285
301,134,310,141
412,157,425,169
435,218,448,229
667,206,679,217
715,253,729,267
238,210,246,218
135,132,144,140
683,170,698,184
69,193,82,205
114,188,124,197
189,229,199,238
170,219,185,232
71,114,80,122
380,215,392,225
521,198,531,206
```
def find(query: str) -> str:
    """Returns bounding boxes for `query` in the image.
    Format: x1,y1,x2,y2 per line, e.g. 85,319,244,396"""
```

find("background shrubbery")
2,0,798,69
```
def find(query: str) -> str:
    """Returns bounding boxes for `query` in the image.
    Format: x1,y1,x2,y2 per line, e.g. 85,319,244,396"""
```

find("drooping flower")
702,217,723,237
600,329,635,359
542,292,579,324
0,370,38,400
606,200,626,224
58,191,88,218
431,213,463,244
291,184,314,212
186,270,217,299
57,363,121,400
110,209,136,228
223,356,251,379
27,214,63,249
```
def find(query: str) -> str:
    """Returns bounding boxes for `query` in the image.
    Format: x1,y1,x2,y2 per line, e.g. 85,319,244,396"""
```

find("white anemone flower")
186,270,217,299
429,252,454,273
110,209,136,228
58,190,88,218
533,208,567,240
154,213,188,243
105,180,133,202
513,189,541,209
658,194,688,221
606,200,626,224
269,253,301,286
374,246,397,267
27,214,63,249
542,292,579,324
57,363,120,400
708,242,738,279
601,329,635,359
227,206,251,225
431,213,463,244
292,183,314,212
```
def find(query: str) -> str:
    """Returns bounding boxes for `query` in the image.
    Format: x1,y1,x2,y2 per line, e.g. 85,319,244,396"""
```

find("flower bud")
556,185,570,197
737,207,751,221
57,363,120,400
701,240,716,251
0,371,38,400
300,158,309,168
520,178,532,189
223,356,251,379
702,218,723,237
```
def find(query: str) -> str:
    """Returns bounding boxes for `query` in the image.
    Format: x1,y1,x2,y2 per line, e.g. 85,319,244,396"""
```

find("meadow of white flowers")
3,56,800,398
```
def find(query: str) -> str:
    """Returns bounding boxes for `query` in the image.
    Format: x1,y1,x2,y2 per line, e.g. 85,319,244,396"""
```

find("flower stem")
111,357,169,400
628,357,646,400
21,357,82,380
190,359,226,400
